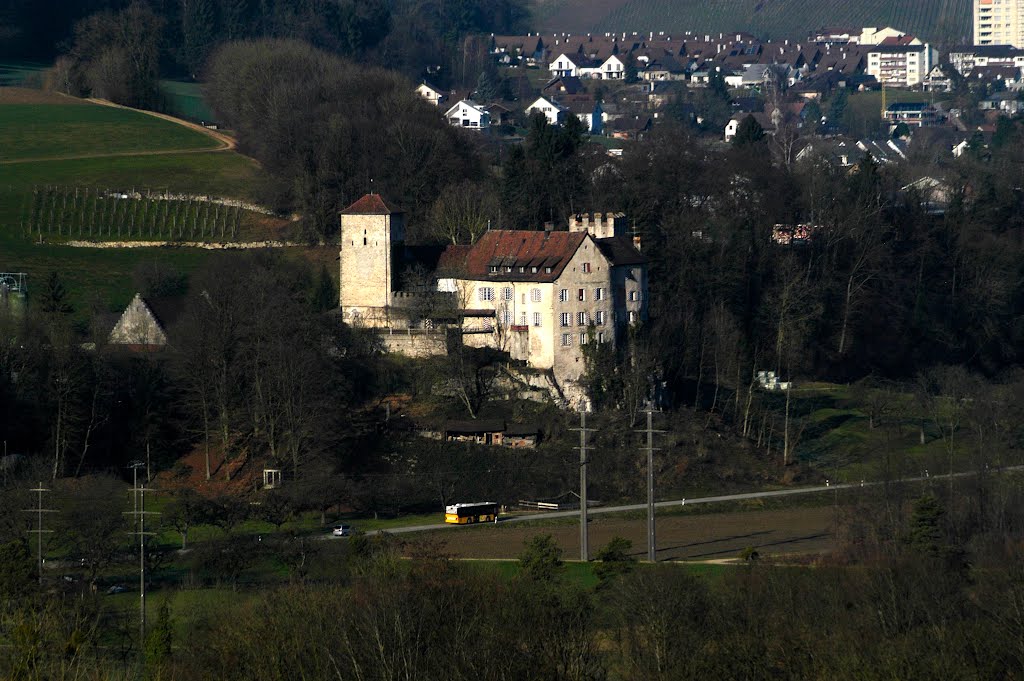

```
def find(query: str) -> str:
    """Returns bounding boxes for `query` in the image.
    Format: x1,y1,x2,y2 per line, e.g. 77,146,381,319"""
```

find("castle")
338,194,648,398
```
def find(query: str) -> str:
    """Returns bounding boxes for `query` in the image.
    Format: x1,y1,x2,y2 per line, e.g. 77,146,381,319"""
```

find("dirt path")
402,506,837,561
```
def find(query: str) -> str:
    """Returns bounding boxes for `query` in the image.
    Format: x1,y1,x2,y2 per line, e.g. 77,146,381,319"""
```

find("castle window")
531,288,542,302
595,310,605,325
629,311,638,323
533,312,542,327
582,262,591,273
559,289,569,302
595,287,605,301
363,237,367,245
580,332,588,345
577,289,585,301
489,265,498,274
502,286,513,301
597,331,605,343
479,287,495,301
520,312,527,326
560,312,571,327
629,290,640,302
560,333,573,347
577,311,587,326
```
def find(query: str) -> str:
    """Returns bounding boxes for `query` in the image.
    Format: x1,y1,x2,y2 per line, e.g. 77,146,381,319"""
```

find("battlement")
567,212,626,239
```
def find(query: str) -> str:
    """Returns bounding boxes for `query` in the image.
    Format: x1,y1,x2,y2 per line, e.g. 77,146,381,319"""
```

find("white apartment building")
975,0,1024,47
866,44,936,86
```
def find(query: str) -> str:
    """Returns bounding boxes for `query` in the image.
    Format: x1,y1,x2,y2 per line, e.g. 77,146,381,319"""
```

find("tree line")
10,0,528,105
0,253,371,483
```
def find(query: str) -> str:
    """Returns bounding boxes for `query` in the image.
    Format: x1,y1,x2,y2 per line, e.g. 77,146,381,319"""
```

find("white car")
332,524,353,537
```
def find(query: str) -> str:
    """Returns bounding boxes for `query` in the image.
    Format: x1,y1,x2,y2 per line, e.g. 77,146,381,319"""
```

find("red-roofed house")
435,214,647,393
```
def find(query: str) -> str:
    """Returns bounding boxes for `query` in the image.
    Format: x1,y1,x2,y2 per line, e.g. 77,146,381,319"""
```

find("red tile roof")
340,194,399,215
437,230,588,282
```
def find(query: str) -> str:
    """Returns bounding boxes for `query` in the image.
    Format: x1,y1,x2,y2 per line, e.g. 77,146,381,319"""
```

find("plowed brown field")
404,506,835,560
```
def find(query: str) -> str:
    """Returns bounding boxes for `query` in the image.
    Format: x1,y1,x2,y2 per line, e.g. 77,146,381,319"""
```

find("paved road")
333,465,1023,538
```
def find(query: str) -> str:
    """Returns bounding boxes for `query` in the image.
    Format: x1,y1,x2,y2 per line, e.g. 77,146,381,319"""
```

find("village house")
883,102,940,127
415,82,446,107
923,63,956,92
724,112,777,141
424,420,540,447
526,95,569,125
948,45,1024,76
445,100,491,129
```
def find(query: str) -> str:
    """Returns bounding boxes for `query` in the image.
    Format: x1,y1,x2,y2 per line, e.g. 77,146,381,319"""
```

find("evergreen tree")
145,598,174,669
500,144,529,228
909,494,945,556
39,271,73,317
311,264,337,312
733,114,765,146
593,536,636,585
181,0,217,76
474,69,498,102
519,534,563,583
828,88,848,128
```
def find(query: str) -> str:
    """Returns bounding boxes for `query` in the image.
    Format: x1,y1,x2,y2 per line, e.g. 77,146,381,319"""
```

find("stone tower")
339,194,405,327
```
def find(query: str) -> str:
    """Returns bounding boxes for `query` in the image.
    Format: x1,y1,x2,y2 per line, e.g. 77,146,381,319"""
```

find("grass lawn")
0,101,218,162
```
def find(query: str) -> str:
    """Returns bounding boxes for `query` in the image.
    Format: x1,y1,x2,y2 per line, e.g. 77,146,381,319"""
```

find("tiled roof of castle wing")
340,194,400,215
595,236,647,266
437,230,587,281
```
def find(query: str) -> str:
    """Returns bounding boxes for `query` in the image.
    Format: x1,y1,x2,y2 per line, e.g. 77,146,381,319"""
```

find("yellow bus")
444,502,499,524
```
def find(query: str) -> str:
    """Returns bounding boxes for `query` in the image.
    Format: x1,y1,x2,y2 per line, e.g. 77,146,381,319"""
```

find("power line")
124,462,159,651
23,482,57,585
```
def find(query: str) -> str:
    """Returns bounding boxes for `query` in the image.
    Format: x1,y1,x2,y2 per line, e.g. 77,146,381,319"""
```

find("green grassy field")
158,80,216,123
0,93,271,315
533,0,971,43
0,102,218,162
0,61,47,87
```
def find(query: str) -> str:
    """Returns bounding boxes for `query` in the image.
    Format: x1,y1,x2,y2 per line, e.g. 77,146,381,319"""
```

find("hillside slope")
532,0,971,44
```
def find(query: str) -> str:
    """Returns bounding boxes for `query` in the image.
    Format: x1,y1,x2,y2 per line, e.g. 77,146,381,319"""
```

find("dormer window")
489,265,498,274
505,266,513,273
545,267,552,274
519,266,525,273
531,266,538,273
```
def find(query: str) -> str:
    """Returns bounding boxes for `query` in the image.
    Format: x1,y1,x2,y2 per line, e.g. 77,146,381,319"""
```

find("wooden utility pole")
571,411,597,561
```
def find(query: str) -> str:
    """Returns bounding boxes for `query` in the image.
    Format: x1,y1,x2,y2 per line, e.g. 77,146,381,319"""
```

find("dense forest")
0,0,527,80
